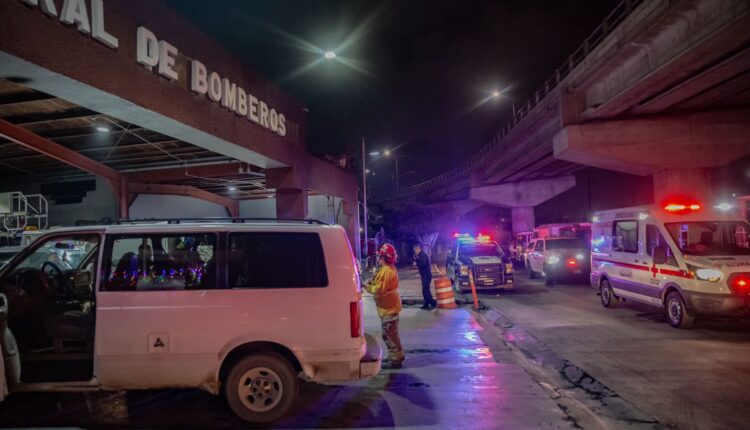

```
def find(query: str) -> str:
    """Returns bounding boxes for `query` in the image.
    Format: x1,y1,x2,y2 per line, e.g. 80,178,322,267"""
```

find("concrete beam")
553,109,750,175
0,118,121,184
470,177,576,208
128,182,239,217
123,163,252,183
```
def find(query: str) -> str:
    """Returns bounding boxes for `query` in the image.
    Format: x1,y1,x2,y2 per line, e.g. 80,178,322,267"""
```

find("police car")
446,234,514,292
590,201,750,328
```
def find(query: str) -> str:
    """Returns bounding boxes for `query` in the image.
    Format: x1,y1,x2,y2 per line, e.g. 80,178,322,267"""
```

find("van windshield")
665,221,750,256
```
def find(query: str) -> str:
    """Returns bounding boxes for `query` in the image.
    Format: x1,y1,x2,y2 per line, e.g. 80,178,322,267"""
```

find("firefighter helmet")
377,243,398,264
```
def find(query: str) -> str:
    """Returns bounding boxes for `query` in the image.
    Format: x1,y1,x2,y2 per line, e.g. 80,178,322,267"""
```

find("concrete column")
342,198,361,261
511,207,535,233
267,166,308,220
652,168,712,206
275,190,307,219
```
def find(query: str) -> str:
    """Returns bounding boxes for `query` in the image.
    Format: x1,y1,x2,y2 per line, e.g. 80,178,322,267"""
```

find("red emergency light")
664,203,701,213
566,259,577,267
728,273,750,296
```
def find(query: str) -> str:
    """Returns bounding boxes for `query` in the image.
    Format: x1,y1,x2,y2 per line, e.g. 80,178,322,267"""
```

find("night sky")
167,0,619,198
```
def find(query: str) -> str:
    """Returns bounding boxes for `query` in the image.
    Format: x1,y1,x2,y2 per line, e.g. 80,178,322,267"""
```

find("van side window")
228,232,328,289
103,234,217,291
534,241,544,251
645,225,678,266
612,221,638,253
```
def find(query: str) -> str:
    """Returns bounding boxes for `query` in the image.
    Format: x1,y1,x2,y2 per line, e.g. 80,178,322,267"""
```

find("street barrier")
434,276,457,309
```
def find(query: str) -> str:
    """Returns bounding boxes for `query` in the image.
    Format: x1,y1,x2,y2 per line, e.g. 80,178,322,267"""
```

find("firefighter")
364,243,404,369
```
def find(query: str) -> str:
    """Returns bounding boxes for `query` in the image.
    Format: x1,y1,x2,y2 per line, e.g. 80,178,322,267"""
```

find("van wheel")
528,265,536,279
225,352,298,423
599,279,618,308
665,291,694,329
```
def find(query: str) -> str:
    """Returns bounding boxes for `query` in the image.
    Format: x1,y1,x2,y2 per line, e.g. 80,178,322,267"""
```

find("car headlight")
576,254,584,260
687,264,722,282
460,265,469,276
546,256,560,264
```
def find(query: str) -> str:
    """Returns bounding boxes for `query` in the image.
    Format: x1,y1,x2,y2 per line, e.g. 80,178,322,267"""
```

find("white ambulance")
590,202,750,328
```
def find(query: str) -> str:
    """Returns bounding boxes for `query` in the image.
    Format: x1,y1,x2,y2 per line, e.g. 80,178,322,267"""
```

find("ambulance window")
645,225,677,266
612,221,638,253
228,232,328,289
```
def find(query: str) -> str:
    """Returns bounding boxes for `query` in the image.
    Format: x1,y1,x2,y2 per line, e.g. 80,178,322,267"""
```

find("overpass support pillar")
554,109,750,205
267,166,308,219
511,207,535,234
653,168,712,206
470,177,576,233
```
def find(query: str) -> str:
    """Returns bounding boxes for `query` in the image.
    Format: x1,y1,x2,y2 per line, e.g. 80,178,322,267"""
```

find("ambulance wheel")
665,291,694,329
599,279,619,308
225,352,298,423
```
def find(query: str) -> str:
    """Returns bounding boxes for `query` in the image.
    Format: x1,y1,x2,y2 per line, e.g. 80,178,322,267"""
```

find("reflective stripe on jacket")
365,263,402,318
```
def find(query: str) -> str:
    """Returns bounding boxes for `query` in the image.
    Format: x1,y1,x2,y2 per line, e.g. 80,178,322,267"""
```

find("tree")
383,203,458,254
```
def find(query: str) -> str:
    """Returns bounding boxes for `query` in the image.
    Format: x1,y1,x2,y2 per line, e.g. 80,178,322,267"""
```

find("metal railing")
406,0,644,192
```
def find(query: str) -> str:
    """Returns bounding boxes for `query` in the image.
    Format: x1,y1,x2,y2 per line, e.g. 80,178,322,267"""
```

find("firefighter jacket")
365,263,402,318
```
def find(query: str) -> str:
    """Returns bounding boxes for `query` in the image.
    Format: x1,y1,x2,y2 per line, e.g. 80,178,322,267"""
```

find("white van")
590,204,750,328
0,219,381,423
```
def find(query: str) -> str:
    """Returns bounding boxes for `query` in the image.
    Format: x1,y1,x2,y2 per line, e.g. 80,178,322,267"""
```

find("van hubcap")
238,367,283,412
601,285,610,304
668,299,682,323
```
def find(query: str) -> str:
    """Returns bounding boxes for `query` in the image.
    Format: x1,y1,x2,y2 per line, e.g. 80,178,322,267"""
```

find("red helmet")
377,243,398,264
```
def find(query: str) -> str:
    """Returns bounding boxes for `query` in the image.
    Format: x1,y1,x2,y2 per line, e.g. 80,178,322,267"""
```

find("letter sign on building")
21,0,288,138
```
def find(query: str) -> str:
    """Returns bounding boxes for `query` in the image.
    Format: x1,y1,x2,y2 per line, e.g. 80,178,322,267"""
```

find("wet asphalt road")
478,270,750,430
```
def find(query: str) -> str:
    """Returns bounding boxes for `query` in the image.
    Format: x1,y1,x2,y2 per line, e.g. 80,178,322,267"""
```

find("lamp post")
361,137,369,267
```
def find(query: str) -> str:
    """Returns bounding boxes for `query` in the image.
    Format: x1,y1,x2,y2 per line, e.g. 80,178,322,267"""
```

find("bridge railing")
406,0,643,192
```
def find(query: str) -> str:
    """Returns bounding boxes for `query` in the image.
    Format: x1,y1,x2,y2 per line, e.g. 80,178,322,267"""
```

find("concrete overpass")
404,0,750,232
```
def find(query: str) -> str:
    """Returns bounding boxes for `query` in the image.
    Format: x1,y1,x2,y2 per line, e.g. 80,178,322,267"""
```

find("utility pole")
361,137,368,267
394,154,399,198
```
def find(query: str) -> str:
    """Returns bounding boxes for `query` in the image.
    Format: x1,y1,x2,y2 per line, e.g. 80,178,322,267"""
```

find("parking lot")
478,271,750,430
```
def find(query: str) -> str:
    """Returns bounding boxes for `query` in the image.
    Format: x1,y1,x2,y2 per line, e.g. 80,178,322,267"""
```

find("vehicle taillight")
728,273,750,296
566,259,577,266
350,301,362,338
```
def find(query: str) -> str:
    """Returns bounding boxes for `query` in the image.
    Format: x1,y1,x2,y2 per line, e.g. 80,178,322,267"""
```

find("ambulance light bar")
664,203,701,213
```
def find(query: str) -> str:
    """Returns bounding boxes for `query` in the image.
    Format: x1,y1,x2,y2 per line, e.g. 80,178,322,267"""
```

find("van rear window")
228,232,328,289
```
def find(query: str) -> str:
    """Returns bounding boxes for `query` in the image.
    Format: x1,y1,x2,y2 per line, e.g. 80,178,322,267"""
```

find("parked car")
526,237,590,285
591,203,750,328
0,219,381,423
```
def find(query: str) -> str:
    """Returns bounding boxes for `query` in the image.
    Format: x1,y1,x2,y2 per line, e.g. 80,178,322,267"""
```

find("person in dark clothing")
413,244,437,309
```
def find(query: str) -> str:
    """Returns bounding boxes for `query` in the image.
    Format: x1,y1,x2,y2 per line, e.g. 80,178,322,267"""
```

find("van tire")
665,291,694,329
599,279,618,308
225,352,298,423
528,265,536,279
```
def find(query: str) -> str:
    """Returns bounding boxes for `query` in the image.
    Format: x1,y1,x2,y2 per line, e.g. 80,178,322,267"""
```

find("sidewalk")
273,268,575,429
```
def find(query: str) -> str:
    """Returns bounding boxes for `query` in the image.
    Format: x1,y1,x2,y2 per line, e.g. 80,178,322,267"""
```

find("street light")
492,90,501,98
324,51,336,59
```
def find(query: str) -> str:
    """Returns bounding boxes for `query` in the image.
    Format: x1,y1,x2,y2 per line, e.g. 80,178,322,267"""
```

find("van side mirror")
653,246,668,265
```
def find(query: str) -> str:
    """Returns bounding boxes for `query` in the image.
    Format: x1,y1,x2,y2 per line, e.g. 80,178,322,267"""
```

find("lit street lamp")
324,51,336,59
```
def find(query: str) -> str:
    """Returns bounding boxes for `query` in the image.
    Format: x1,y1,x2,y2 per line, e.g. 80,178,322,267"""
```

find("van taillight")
728,274,750,296
350,301,361,338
